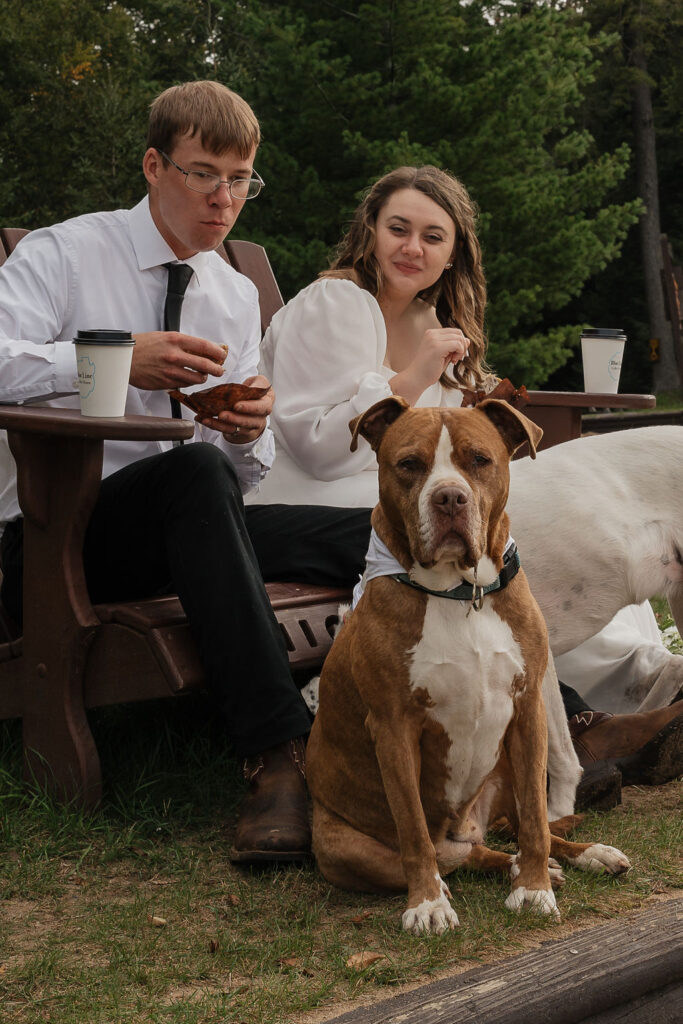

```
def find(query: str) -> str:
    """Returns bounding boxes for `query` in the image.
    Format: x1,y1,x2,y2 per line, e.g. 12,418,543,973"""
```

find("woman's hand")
390,327,470,405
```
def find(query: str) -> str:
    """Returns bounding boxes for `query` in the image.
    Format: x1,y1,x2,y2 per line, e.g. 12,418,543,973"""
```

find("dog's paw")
402,879,459,935
567,844,631,875
300,676,320,715
505,886,560,919
510,854,565,889
402,896,459,935
547,857,566,888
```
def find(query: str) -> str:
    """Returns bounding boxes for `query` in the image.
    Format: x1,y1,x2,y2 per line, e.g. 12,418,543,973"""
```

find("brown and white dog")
306,397,630,934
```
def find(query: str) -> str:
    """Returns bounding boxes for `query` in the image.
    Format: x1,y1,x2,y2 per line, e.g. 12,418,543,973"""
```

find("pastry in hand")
168,382,270,417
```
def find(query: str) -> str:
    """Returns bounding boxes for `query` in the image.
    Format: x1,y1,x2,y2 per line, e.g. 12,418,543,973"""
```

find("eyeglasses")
156,149,265,200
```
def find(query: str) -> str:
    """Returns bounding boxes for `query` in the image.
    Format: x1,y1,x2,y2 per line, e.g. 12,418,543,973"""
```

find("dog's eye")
397,457,425,473
472,453,491,467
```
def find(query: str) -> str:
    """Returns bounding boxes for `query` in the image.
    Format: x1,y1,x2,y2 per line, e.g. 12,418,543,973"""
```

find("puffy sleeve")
260,278,392,481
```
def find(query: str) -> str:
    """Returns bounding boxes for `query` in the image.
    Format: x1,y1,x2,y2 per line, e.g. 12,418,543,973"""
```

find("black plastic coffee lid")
581,327,626,339
74,329,134,344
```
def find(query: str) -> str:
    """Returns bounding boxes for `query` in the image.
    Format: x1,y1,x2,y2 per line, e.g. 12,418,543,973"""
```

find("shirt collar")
128,196,215,286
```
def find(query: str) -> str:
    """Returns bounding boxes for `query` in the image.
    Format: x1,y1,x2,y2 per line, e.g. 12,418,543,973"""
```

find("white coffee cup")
580,328,626,394
73,330,135,417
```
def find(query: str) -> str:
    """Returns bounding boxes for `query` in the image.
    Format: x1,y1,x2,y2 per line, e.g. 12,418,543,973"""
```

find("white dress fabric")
253,277,667,714
553,604,667,714
249,278,463,507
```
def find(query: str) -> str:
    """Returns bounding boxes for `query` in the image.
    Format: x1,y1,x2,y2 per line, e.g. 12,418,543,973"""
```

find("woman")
250,165,681,793
251,166,492,506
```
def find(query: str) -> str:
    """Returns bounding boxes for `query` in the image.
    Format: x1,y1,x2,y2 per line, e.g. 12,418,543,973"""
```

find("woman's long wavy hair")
321,166,490,389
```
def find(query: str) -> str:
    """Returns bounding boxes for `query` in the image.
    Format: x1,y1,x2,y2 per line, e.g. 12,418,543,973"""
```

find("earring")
445,262,453,269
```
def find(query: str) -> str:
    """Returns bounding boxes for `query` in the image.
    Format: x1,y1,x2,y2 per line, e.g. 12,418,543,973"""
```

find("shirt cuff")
226,425,275,495
226,425,275,468
54,339,79,393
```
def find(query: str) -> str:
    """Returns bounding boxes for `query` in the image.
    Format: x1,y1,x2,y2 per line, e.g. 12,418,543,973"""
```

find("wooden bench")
0,228,350,808
0,225,657,808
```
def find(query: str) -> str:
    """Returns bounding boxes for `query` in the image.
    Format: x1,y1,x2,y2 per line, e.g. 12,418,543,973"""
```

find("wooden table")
521,391,656,452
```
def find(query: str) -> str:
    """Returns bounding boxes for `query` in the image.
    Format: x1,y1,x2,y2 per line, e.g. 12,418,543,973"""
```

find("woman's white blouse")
250,277,463,507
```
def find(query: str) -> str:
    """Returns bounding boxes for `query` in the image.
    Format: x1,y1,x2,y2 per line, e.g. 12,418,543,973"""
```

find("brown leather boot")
230,737,311,863
569,701,683,786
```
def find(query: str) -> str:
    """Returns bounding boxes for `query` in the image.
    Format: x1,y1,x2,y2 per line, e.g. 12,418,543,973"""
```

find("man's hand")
199,375,274,444
130,331,227,390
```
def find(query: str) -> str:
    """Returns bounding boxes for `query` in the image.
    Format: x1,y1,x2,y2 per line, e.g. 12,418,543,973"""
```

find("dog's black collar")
390,544,521,610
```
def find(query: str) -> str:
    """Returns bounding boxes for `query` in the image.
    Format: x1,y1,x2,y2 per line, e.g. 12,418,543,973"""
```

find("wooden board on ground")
323,899,682,1024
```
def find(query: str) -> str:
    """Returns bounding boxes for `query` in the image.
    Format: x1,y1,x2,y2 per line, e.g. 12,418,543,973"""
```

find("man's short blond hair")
147,80,260,159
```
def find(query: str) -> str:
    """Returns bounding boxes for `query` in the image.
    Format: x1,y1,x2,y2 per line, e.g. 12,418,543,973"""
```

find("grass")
651,389,683,410
0,611,681,1024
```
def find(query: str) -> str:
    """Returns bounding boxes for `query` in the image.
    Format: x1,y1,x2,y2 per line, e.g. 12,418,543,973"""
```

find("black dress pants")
0,443,372,757
0,443,594,744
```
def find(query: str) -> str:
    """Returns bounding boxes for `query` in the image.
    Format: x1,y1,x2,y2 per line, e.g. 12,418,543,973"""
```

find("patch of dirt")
617,779,682,814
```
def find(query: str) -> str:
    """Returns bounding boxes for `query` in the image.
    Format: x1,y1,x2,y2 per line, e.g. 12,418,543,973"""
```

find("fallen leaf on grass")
209,939,220,954
217,893,241,917
278,957,314,976
148,915,167,927
346,951,387,970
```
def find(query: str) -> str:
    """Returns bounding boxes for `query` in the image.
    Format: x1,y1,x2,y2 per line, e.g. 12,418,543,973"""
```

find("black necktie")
164,262,194,427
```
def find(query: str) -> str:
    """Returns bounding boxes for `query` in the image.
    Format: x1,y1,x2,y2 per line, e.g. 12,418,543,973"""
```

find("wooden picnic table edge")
525,391,656,410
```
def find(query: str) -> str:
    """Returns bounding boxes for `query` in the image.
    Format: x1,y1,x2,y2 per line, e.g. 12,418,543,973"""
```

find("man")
0,80,370,863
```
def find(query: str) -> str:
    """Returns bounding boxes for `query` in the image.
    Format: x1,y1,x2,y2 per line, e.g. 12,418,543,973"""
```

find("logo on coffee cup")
608,353,623,380
77,355,96,398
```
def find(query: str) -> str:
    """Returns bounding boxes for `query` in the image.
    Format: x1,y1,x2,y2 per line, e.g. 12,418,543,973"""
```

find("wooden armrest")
524,391,656,410
0,405,193,442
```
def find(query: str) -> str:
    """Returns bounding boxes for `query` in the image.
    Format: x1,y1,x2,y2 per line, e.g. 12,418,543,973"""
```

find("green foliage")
1,0,679,387
548,0,683,391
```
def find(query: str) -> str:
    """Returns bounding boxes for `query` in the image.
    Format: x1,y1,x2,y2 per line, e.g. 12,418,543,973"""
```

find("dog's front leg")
365,709,459,935
504,692,560,920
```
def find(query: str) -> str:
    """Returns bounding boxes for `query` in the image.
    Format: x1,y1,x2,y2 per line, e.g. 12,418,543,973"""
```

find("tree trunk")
631,21,681,392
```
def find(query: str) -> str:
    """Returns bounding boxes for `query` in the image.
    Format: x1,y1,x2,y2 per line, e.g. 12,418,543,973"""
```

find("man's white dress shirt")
0,197,274,531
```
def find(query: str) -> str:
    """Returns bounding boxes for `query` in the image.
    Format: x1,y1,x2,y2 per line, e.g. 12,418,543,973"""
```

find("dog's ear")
477,398,543,460
349,396,410,452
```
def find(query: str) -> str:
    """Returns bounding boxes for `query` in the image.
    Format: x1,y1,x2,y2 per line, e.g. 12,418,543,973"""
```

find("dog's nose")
431,485,469,516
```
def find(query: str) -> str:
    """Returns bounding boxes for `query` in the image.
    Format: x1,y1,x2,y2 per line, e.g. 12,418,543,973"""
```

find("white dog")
509,426,683,706
508,425,683,814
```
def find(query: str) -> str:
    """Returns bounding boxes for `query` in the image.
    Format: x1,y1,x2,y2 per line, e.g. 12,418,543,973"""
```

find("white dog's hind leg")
668,587,683,643
543,656,582,819
635,651,683,711
636,586,683,710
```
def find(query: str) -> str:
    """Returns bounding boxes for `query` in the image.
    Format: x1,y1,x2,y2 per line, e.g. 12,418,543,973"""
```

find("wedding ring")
232,426,240,436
